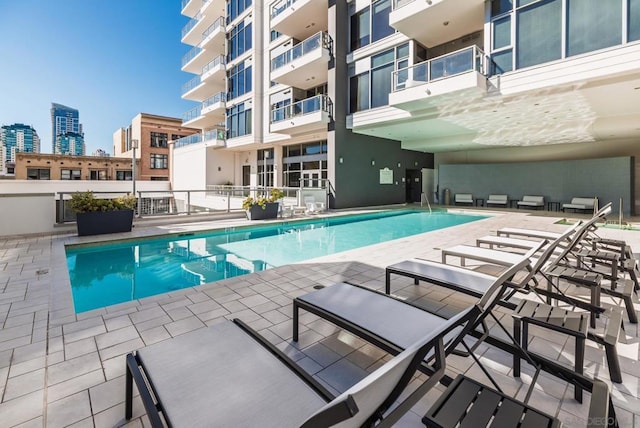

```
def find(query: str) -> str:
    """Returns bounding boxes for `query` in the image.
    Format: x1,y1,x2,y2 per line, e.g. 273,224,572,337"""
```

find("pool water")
66,210,486,312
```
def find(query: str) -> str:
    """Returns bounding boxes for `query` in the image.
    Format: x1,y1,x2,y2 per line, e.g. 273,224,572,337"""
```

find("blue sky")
0,0,193,155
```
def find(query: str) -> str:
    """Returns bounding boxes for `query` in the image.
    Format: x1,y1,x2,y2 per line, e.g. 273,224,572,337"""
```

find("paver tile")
46,390,92,428
0,390,43,427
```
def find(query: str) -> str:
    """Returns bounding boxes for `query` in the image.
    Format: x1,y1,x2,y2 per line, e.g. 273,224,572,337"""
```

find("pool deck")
0,207,639,427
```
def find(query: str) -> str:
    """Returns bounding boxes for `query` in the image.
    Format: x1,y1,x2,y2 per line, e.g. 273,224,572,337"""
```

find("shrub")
70,191,137,213
242,188,285,211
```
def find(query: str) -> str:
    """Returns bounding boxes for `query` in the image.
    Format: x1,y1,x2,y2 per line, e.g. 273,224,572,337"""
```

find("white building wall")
172,144,208,190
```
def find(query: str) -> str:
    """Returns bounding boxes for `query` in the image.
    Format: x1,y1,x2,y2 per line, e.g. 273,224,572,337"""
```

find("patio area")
0,208,639,427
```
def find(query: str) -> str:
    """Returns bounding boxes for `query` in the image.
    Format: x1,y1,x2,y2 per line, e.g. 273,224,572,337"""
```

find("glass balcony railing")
202,92,227,109
392,46,489,91
183,106,202,123
202,55,226,75
392,0,418,10
182,46,202,67
200,16,225,44
175,134,202,148
182,76,201,95
181,13,202,39
271,95,332,123
203,129,226,143
271,32,332,71
271,0,301,19
181,0,198,11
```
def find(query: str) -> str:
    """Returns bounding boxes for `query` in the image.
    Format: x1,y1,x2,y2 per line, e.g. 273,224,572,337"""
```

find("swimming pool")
66,210,486,312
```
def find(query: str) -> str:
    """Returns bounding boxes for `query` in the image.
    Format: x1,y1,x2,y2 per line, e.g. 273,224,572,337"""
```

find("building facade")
0,123,41,175
54,132,85,156
177,0,640,211
113,113,199,181
14,152,136,181
51,103,84,154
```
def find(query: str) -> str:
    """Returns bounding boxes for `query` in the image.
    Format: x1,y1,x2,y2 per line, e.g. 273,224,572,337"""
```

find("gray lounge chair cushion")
136,322,327,427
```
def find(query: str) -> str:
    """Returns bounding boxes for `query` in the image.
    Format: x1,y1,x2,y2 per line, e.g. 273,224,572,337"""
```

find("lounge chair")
294,253,533,374
486,194,508,207
516,195,545,210
454,193,473,206
304,196,325,214
125,315,460,428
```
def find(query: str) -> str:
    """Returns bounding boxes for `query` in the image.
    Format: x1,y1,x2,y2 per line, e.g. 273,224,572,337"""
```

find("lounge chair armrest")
587,379,610,428
125,353,164,428
300,396,359,428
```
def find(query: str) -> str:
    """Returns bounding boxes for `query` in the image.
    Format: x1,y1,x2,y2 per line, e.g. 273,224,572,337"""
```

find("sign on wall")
379,167,393,185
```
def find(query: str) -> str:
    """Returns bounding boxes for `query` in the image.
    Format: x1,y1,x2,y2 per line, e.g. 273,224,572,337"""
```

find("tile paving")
0,208,639,427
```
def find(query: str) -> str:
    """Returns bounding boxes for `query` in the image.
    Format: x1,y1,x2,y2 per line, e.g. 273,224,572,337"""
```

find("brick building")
14,152,135,180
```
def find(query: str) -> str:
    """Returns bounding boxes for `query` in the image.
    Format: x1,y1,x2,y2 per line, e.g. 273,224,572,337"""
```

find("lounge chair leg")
125,356,133,420
575,337,584,403
513,318,521,378
293,300,299,342
623,295,638,324
605,342,623,383
385,270,391,295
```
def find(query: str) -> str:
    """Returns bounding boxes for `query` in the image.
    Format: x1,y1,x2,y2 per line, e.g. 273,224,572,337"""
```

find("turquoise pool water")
66,210,486,312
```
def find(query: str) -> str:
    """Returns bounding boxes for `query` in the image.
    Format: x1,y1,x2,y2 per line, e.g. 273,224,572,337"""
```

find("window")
257,149,274,187
491,0,513,16
227,0,251,23
27,168,50,180
632,0,640,42
89,170,107,180
116,170,132,181
226,102,252,139
270,30,282,42
150,132,168,148
516,0,562,69
282,142,328,188
150,154,168,169
350,7,370,51
350,73,370,113
228,21,252,61
566,0,621,57
61,169,81,180
228,61,252,100
349,0,394,52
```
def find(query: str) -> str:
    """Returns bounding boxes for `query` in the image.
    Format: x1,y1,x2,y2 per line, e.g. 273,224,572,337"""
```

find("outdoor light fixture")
371,160,375,166
339,157,344,164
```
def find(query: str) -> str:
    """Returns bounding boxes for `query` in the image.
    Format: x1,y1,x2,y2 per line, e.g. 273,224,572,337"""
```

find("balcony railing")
202,54,226,74
271,32,332,71
182,46,202,67
181,13,202,39
181,0,199,11
175,134,202,148
202,92,227,108
201,16,224,43
392,0,418,9
271,95,332,123
183,106,201,123
182,76,202,95
392,46,488,91
271,0,301,19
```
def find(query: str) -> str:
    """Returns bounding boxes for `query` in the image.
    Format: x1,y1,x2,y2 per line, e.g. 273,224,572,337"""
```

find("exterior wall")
14,153,136,181
172,143,208,190
438,157,632,215
0,193,56,236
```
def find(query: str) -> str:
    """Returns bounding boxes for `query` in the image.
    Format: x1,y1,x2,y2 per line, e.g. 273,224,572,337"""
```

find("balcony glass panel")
182,13,201,39
203,92,227,108
182,76,201,95
392,0,418,9
392,46,488,91
271,0,301,19
202,16,224,41
202,55,226,74
175,134,203,148
183,106,202,123
270,95,332,123
182,46,202,67
204,129,226,142
271,32,331,71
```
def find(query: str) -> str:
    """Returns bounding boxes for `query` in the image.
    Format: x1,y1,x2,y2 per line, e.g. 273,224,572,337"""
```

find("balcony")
182,46,209,74
182,76,209,101
271,0,328,40
389,46,490,112
270,32,332,90
199,17,225,54
182,92,227,129
270,95,332,135
390,0,484,47
174,129,225,150
181,0,200,17
200,55,226,90
181,10,222,46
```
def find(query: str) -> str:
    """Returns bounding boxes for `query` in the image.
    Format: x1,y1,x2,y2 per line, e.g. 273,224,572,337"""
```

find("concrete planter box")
75,210,134,236
246,203,279,220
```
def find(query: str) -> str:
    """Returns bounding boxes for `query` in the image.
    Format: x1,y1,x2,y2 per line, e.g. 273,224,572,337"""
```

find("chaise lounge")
485,194,508,207
454,193,473,205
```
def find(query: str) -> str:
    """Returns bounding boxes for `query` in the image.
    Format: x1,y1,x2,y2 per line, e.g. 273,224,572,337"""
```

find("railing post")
227,190,231,213
58,192,65,224
187,191,191,215
136,191,141,218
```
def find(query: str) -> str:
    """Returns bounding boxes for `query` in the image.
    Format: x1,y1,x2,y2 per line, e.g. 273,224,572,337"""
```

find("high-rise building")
0,123,40,173
176,0,640,211
51,103,83,154
54,132,85,156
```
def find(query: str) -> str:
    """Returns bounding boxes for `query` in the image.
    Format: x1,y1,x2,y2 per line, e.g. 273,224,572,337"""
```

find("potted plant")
242,188,284,220
70,191,137,236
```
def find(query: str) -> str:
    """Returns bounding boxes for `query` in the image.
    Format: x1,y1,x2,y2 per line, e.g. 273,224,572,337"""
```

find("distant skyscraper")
54,132,85,156
51,103,83,153
0,123,40,164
